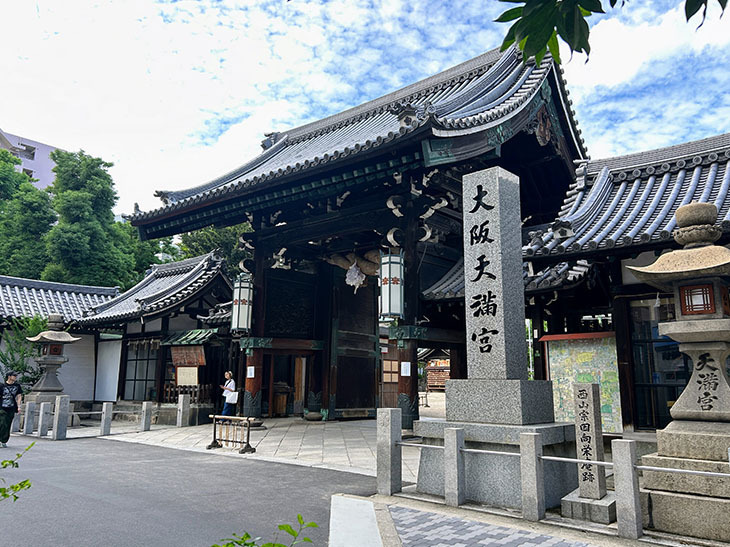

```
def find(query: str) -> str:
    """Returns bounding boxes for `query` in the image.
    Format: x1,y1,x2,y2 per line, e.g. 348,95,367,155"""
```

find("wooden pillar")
449,345,467,380
397,188,420,429
243,248,266,418
612,295,636,431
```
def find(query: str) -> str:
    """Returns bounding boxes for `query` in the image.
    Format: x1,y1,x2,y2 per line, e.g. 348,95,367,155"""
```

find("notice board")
170,345,206,367
542,332,623,433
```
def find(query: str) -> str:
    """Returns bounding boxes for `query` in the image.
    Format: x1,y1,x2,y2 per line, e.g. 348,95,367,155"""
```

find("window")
679,284,715,315
382,360,399,383
629,297,689,429
124,343,158,401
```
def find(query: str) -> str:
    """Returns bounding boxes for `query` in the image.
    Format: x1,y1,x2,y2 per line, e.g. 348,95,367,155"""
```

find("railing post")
52,395,70,440
177,393,191,427
100,402,113,436
140,402,153,432
612,439,643,539
520,432,545,521
11,411,20,433
37,402,51,437
22,402,36,435
444,427,465,507
377,408,402,495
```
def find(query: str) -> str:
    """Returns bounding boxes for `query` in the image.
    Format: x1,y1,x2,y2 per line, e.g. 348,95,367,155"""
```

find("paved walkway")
328,495,643,547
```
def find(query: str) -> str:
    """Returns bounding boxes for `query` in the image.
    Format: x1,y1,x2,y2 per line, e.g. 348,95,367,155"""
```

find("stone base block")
641,488,730,542
657,420,730,461
413,420,576,509
561,488,616,524
445,379,555,425
642,453,730,498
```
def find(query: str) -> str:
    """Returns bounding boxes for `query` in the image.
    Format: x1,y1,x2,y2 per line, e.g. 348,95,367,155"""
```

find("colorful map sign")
543,333,623,433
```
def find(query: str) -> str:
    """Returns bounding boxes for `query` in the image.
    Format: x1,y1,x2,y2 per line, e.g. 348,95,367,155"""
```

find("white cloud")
1,0,728,220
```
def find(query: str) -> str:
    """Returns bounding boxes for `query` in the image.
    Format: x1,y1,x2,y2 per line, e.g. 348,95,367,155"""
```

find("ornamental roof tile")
523,133,730,259
131,46,585,227
0,276,118,323
422,257,591,301
77,253,230,326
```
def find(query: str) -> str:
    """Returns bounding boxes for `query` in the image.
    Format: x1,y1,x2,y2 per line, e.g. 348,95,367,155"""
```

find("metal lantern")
231,273,254,332
379,248,404,319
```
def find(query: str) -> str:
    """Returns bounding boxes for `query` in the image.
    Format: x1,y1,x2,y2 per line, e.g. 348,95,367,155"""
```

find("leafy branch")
211,514,318,547
496,0,727,63
1,443,34,502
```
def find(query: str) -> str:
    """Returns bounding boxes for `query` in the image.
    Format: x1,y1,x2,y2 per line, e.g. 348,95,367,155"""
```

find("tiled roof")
422,257,591,301
198,301,231,326
131,46,585,225
160,328,219,346
524,133,730,258
0,276,118,323
78,253,230,325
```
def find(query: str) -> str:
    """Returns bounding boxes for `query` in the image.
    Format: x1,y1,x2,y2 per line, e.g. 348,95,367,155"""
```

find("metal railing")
376,407,730,542
206,415,255,454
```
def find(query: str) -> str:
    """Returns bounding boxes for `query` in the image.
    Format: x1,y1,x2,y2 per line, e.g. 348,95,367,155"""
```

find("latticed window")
382,360,399,383
124,343,158,401
679,284,715,315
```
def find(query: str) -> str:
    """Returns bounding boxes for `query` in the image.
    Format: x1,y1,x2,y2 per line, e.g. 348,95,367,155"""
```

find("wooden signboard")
176,366,198,386
170,345,206,367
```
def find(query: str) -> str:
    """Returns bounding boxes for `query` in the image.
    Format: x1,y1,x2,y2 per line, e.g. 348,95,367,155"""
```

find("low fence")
13,394,195,440
376,408,730,541
206,415,256,454
162,384,213,404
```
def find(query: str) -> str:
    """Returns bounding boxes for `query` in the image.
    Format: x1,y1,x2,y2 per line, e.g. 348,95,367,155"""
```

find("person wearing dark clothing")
1,371,23,447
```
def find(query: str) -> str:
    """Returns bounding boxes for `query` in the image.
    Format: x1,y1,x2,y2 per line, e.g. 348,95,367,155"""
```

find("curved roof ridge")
0,275,118,296
286,47,504,141
586,132,730,175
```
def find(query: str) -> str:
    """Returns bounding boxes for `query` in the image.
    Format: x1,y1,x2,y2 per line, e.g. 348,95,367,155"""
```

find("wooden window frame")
679,284,715,315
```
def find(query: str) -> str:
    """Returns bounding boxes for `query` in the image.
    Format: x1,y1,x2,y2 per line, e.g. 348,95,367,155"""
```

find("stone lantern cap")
26,331,81,344
627,202,730,291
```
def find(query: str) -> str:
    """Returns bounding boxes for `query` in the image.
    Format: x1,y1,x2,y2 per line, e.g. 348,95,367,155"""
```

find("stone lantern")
25,313,80,405
628,202,730,542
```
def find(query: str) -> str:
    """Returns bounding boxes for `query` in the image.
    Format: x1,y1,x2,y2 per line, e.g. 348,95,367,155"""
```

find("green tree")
0,149,26,201
0,315,47,389
42,150,136,289
179,222,252,277
0,180,55,279
497,0,727,62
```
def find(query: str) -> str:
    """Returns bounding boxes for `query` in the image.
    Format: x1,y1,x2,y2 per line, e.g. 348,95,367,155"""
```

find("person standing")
1,371,23,448
219,371,237,416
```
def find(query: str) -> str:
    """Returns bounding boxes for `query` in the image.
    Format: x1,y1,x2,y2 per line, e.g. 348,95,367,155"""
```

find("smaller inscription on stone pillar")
574,383,606,499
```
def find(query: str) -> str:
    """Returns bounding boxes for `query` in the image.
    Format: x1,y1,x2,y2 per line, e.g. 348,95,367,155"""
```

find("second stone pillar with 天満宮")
628,202,730,542
413,167,576,511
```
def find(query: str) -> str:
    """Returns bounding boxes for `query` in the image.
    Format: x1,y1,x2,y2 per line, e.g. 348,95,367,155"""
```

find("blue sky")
1,0,729,214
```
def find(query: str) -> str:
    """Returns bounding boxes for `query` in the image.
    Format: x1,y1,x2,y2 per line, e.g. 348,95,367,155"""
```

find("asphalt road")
1,436,376,546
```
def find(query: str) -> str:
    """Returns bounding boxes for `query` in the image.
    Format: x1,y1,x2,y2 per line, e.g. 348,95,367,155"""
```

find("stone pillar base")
561,488,616,524
413,420,576,509
446,379,555,425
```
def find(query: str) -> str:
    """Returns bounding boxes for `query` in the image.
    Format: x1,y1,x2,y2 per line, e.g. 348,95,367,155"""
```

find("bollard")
376,408,402,496
612,439,643,539
23,402,37,435
140,401,153,432
176,394,191,427
520,432,545,521
11,412,20,433
52,395,70,440
444,427,465,507
38,402,51,437
100,402,113,436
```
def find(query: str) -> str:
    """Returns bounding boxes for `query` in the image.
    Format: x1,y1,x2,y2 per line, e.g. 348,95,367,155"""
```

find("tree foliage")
0,315,47,390
496,0,727,63
1,443,34,503
179,223,252,277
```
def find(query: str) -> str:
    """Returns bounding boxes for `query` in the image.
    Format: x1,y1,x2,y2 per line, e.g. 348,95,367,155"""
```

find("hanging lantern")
231,273,254,332
379,248,404,319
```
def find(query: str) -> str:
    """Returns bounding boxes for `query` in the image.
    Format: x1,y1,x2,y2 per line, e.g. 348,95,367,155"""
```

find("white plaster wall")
127,322,142,334
146,318,162,331
57,334,96,401
95,340,122,402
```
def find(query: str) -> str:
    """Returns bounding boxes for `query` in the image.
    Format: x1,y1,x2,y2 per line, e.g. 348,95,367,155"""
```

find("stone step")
641,488,730,543
642,453,730,498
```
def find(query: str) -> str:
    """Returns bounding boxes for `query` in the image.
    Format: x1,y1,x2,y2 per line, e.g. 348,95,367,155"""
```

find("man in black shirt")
0,371,23,447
